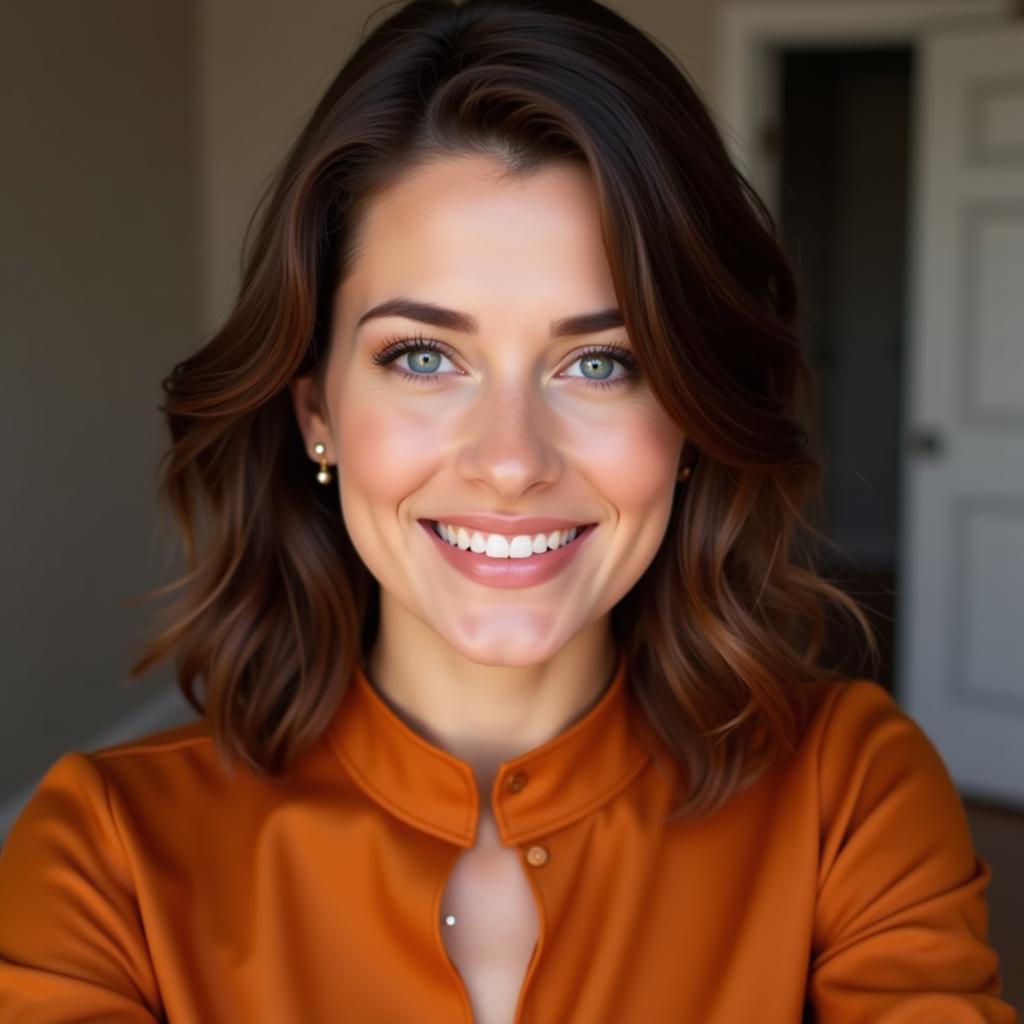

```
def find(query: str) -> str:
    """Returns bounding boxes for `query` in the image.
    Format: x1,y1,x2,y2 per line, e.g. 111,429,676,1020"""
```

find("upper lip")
422,514,594,535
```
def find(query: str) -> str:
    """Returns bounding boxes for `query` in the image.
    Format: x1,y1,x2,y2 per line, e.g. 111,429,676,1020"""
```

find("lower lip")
418,519,597,589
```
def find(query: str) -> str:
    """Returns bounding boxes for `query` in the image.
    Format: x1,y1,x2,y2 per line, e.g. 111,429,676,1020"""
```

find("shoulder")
749,677,969,857
87,715,217,775
80,717,226,804
793,687,1012,1017
1,717,274,909
805,674,910,745
798,678,981,932
4,718,241,858
804,678,969,848
0,727,218,1015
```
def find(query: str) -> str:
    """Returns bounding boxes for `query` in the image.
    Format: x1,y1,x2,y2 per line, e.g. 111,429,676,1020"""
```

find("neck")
363,602,619,807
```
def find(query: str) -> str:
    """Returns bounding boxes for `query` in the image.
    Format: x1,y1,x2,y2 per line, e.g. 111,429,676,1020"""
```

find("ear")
289,374,333,462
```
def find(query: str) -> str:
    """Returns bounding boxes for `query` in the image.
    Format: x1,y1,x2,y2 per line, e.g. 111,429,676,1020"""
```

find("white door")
900,23,1024,807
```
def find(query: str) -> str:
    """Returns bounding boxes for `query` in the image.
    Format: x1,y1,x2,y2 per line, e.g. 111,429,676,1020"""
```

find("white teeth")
431,521,584,559
487,535,512,558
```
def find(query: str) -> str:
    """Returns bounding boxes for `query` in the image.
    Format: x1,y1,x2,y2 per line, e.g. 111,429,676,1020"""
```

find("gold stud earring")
677,465,691,482
314,442,333,485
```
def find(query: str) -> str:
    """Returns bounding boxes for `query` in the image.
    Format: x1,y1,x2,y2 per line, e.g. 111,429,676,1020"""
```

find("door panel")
901,23,1024,806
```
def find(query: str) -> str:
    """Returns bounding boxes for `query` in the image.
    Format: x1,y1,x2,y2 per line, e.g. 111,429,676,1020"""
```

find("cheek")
334,390,453,501
574,405,682,512
331,394,448,580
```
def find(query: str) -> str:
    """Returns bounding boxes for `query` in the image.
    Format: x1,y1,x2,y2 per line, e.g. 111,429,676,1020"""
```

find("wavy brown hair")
128,0,877,819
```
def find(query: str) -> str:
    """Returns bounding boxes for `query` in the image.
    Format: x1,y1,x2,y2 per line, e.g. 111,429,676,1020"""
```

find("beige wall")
1,3,202,803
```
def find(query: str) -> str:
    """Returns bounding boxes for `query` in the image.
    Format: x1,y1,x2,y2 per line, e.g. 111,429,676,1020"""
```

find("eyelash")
370,330,641,391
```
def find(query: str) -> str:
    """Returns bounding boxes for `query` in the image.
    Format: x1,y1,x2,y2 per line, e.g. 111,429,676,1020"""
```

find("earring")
677,465,691,482
314,442,333,485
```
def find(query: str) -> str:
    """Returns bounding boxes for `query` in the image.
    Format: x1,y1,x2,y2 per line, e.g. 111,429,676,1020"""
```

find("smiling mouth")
424,519,596,559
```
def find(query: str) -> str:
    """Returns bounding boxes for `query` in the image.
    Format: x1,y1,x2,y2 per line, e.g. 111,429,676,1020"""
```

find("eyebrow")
355,298,625,338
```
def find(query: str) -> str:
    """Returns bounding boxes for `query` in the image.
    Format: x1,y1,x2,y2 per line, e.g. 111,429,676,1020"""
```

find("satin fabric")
0,647,1016,1022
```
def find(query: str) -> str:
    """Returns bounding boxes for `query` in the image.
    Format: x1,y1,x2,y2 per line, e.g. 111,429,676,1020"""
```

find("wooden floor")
965,797,1024,1013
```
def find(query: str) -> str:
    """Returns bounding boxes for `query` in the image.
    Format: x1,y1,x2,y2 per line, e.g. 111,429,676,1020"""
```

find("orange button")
525,844,549,867
505,770,528,793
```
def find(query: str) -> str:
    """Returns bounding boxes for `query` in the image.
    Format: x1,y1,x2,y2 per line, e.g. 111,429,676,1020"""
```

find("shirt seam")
87,753,165,1017
813,678,858,898
90,733,212,761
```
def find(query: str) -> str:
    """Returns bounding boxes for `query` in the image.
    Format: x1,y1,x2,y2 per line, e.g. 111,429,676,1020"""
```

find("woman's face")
291,154,685,665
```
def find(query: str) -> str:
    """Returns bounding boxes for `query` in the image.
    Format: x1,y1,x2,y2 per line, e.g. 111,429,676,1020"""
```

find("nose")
454,373,564,497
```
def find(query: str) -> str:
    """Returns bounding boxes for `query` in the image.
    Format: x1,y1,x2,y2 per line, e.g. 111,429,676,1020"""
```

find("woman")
0,1,1015,1021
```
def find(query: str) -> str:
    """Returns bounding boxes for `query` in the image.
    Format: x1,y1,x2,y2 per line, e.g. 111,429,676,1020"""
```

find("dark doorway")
778,47,914,692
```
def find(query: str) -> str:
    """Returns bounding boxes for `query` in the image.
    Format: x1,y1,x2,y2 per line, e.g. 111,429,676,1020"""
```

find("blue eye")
563,350,634,386
370,331,641,391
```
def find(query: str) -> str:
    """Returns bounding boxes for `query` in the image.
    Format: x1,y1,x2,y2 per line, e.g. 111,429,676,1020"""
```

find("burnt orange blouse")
0,648,1016,1023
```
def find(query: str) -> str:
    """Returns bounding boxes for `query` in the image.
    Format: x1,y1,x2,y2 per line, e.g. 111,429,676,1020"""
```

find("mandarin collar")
326,646,655,848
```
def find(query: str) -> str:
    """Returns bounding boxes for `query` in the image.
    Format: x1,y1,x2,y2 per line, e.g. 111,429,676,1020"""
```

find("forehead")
336,155,618,332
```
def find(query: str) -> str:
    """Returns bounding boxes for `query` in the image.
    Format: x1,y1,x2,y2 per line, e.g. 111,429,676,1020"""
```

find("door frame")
712,0,1019,719
713,0,1016,217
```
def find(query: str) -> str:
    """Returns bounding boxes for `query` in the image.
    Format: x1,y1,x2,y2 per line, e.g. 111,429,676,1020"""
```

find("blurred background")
1,0,1022,1009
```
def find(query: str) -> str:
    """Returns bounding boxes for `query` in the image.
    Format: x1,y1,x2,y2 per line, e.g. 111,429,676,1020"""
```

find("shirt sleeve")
809,680,1018,1023
0,751,163,1022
